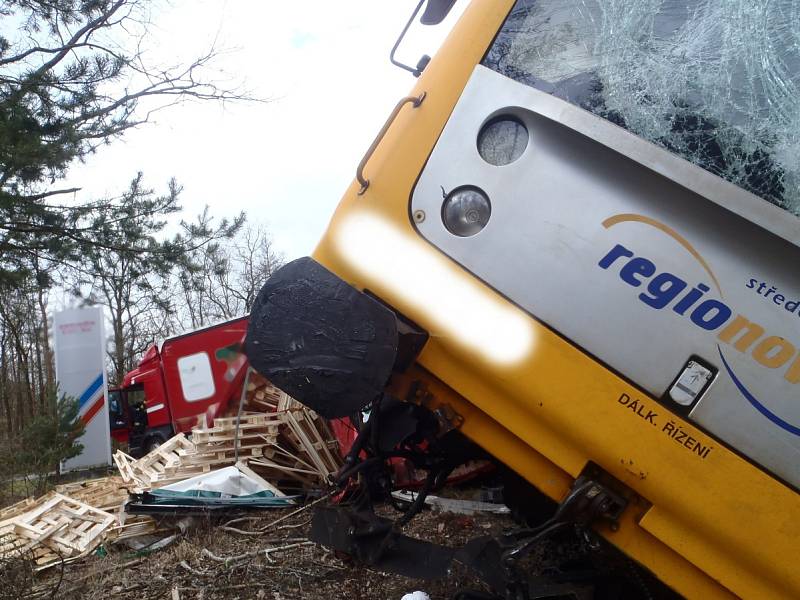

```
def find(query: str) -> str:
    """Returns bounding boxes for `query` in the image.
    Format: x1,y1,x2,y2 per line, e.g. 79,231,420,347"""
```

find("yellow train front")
245,1,800,598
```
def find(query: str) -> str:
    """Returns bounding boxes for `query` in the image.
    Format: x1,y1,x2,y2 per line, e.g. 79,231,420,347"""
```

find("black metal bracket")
499,476,628,568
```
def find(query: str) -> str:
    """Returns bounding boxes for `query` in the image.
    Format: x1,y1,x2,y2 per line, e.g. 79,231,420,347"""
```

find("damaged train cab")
245,1,800,598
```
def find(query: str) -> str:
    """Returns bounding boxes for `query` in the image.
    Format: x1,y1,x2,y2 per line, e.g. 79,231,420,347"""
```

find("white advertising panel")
54,306,111,471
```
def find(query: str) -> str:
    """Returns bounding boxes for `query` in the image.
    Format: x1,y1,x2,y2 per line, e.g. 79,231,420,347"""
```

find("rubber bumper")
245,257,399,418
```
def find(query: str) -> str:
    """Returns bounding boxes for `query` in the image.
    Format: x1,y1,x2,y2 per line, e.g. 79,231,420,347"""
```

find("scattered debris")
19,498,509,600
54,476,132,512
120,517,195,553
114,394,342,491
113,433,199,489
0,476,162,570
249,396,342,487
1,383,341,574
128,463,296,513
240,369,286,413
200,540,314,565
109,513,161,542
0,493,115,569
391,490,511,515
0,495,50,523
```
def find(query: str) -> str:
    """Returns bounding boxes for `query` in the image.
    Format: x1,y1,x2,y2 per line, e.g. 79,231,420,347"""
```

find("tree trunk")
0,335,12,436
37,288,54,396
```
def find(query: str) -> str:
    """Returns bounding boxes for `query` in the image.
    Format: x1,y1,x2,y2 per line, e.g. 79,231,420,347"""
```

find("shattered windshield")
482,0,800,215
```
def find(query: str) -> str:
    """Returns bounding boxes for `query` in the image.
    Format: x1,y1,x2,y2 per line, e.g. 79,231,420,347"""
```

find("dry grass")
15,503,511,600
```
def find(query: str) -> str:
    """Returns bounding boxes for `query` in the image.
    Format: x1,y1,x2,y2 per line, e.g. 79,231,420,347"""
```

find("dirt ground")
14,500,515,600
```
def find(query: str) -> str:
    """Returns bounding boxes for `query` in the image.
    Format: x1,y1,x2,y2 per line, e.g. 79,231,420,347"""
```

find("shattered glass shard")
483,0,800,214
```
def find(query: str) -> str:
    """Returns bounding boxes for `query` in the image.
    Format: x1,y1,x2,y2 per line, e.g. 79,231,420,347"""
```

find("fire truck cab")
108,316,249,456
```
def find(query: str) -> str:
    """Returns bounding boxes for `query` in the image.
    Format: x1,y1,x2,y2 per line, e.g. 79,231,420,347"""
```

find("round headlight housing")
441,186,491,237
477,116,528,166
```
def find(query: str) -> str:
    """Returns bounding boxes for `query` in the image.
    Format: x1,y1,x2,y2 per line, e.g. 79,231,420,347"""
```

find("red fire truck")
108,316,250,456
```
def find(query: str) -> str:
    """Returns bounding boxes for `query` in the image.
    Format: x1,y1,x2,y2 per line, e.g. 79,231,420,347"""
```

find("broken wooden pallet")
114,433,199,489
113,450,138,484
0,494,51,523
55,476,131,513
246,401,342,486
113,393,342,490
278,407,341,479
0,493,115,569
191,413,282,445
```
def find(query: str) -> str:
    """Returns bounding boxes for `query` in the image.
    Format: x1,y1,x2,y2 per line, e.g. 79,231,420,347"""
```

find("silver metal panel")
411,65,800,488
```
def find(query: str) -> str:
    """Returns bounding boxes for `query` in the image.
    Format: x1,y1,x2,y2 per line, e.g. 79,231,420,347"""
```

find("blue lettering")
598,244,634,269
599,243,731,330
620,258,656,288
639,272,687,309
690,300,733,330
673,283,710,315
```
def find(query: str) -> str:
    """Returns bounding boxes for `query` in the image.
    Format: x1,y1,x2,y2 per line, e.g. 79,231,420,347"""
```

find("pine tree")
0,0,255,284
18,387,85,495
71,175,243,382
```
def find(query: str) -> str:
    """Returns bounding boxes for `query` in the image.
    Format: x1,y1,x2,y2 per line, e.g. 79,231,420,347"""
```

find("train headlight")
477,116,528,166
441,186,491,237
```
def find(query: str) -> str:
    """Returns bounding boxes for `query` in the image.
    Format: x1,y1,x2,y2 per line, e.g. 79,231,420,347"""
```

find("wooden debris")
0,377,342,575
55,476,132,513
0,494,52,523
115,388,343,490
278,402,341,479
113,450,138,484
109,514,160,541
114,433,202,489
191,413,282,463
0,493,115,569
247,396,342,485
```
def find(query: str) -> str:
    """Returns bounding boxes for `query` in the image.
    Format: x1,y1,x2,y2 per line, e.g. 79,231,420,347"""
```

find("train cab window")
483,0,800,214
177,352,216,402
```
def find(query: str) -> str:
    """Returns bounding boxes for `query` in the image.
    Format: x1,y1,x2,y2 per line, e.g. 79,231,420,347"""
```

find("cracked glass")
483,0,800,215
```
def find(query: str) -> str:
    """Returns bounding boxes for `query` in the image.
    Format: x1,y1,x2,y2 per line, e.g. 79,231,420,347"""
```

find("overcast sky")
63,1,466,260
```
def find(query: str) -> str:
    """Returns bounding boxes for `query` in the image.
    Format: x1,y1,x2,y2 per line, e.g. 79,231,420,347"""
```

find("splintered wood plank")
278,408,341,479
113,451,138,483
289,410,339,470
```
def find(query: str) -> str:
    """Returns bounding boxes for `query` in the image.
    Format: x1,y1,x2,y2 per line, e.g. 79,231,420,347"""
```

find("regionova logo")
599,213,800,436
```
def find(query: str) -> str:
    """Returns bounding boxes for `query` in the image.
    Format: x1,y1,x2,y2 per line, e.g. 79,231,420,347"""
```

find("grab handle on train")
356,92,426,195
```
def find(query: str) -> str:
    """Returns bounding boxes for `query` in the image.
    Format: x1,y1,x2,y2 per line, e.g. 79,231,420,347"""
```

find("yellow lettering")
717,315,764,352
784,354,800,384
752,336,795,368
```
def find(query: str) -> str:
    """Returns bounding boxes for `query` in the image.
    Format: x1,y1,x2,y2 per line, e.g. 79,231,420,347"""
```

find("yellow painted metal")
311,0,800,598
